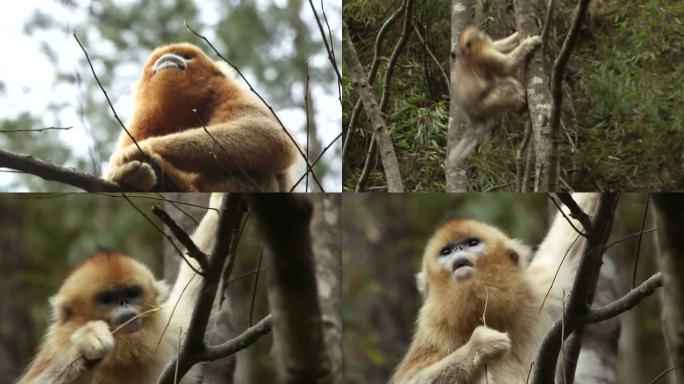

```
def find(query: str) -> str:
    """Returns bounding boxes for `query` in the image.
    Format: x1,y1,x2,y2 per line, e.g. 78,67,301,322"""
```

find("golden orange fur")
106,43,297,192
391,195,599,384
18,194,225,384
455,26,541,122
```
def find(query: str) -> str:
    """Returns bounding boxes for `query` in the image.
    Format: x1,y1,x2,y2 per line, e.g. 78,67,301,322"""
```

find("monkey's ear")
155,280,170,303
509,239,532,266
416,271,429,297
49,295,73,324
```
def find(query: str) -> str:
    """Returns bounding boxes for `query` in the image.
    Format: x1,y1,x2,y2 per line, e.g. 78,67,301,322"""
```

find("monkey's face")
53,253,165,336
419,219,530,297
93,284,146,334
136,43,226,120
435,236,486,282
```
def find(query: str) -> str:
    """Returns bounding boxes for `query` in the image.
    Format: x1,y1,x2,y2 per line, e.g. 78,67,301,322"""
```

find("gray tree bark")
343,21,404,192
513,0,555,191
312,195,342,384
250,195,331,383
445,0,472,192
652,195,684,384
572,256,620,384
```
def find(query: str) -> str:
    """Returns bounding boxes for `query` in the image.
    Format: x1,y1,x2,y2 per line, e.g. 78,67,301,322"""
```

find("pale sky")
0,0,342,191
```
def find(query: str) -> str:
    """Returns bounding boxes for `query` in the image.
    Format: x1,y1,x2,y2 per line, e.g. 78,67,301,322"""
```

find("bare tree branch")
0,148,123,192
343,21,404,192
157,194,254,384
353,0,414,192
152,205,209,271
248,194,332,382
583,272,663,323
0,126,72,133
532,194,620,384
547,0,591,190
342,2,404,161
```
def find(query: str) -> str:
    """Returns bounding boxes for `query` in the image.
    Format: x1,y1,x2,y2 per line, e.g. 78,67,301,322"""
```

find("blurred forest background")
342,0,684,192
342,194,670,383
0,0,341,192
0,194,280,382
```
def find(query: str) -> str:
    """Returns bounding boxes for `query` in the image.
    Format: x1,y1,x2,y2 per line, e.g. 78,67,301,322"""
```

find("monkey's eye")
439,246,451,256
179,53,194,60
465,238,481,247
96,292,115,306
126,286,142,300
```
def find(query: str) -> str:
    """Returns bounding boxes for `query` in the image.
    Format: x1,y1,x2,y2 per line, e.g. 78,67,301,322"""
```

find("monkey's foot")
106,161,158,191
71,320,115,363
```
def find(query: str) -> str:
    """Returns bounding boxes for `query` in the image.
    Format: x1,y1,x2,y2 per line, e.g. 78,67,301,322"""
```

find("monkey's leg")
480,78,527,116
492,31,520,53
407,326,510,384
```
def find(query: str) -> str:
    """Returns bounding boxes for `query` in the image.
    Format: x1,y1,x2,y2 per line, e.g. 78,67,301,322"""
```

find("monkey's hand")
106,160,158,191
106,142,168,191
70,320,115,364
108,142,157,167
521,35,542,52
469,326,511,364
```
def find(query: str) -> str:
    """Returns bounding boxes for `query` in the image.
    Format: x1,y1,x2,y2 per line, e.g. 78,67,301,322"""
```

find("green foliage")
343,0,451,191
569,0,684,190
344,0,684,191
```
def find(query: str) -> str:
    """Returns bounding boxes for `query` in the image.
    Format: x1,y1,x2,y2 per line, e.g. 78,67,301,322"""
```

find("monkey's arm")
486,35,541,73
395,326,510,384
18,321,114,384
492,31,519,53
531,194,599,304
110,116,297,175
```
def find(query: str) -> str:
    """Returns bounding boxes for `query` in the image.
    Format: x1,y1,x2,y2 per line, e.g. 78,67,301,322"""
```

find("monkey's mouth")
153,54,187,74
452,257,475,281
114,317,142,334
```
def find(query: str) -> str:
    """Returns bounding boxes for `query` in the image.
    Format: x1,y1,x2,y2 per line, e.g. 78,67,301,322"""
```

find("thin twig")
289,132,342,192
73,34,147,161
647,366,676,384
184,22,324,192
151,204,209,271
0,126,73,133
120,193,202,276
632,196,649,288
249,248,265,327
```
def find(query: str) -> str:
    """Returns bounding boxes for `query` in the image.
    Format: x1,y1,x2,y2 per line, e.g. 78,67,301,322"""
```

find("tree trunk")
0,197,32,382
652,194,684,384
571,256,620,384
250,195,331,383
513,0,556,191
312,195,342,384
445,0,472,192
343,22,404,192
